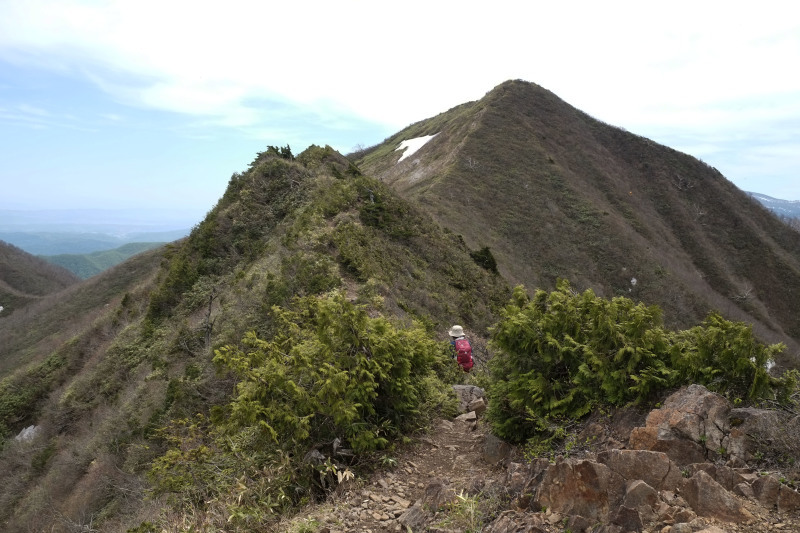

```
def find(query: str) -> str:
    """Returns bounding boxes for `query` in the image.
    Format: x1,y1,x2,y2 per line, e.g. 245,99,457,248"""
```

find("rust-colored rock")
681,470,752,522
778,483,800,512
622,479,658,521
629,385,734,465
612,505,642,532
533,459,624,521
629,426,706,465
597,449,683,491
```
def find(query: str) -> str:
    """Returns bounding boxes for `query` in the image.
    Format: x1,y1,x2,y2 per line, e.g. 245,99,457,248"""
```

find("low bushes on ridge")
486,281,795,444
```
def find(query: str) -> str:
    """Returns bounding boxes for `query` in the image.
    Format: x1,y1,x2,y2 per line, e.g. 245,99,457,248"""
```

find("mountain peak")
360,80,800,365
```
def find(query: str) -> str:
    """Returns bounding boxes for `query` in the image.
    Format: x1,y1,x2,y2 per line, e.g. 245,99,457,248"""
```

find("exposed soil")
280,414,800,533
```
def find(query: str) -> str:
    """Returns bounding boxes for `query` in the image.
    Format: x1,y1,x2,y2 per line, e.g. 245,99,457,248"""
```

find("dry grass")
360,79,800,369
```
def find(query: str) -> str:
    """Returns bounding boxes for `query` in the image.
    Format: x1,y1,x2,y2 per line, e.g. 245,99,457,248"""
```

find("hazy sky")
1,1,798,225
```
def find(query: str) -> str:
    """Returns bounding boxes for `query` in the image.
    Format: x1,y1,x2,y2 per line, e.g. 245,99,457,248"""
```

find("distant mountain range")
748,192,800,219
0,229,187,255
0,207,196,254
41,242,167,279
0,207,202,234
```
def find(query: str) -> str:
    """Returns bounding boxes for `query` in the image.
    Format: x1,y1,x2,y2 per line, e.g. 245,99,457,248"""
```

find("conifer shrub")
670,311,785,402
150,290,452,525
486,281,792,444
214,289,442,453
469,246,499,273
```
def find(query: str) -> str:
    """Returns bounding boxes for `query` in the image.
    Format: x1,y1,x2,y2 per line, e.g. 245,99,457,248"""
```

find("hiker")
449,325,474,372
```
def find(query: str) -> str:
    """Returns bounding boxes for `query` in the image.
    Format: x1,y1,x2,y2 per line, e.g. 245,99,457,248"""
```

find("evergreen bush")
150,290,452,524
486,281,790,444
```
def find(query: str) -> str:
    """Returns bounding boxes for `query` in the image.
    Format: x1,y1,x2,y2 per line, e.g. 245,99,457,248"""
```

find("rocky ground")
278,386,800,533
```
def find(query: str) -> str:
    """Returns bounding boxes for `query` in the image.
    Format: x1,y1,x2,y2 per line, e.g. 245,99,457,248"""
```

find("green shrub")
150,290,449,524
486,281,789,444
213,290,442,453
670,312,786,402
469,246,498,273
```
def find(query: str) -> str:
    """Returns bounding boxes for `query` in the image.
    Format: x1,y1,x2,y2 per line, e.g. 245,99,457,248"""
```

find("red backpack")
454,338,474,372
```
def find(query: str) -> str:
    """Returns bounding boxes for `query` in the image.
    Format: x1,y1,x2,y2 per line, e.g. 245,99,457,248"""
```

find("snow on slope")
395,134,438,163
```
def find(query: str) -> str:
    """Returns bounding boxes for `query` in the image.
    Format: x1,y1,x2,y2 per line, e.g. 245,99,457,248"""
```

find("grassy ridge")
0,146,509,532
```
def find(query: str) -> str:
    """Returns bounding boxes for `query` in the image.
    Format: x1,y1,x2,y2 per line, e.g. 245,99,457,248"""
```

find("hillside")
42,241,167,279
358,79,800,369
2,86,800,533
0,146,509,532
0,240,80,318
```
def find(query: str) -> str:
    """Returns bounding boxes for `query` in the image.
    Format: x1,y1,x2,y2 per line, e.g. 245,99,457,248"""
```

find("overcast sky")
1,0,798,225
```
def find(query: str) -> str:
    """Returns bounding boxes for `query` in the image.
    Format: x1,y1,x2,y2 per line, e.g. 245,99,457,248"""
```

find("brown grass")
360,79,800,368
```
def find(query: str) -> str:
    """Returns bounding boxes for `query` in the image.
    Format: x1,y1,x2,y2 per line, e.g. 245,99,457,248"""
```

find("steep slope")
0,245,166,375
0,146,509,532
359,79,800,367
0,240,80,318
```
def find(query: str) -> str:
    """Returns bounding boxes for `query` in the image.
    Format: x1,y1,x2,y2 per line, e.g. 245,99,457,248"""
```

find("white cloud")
2,1,799,131
1,0,799,199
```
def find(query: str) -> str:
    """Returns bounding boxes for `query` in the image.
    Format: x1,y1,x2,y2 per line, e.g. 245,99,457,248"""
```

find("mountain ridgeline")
0,240,80,318
0,144,508,531
1,80,799,532
359,79,800,367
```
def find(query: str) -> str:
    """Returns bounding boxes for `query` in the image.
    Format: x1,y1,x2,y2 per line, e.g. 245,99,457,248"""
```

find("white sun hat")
448,325,465,337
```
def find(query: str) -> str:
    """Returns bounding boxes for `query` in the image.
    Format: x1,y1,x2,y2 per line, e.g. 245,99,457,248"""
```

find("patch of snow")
395,134,438,163
15,425,40,443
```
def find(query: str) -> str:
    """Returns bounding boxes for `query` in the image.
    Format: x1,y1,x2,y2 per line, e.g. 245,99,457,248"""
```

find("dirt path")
281,416,509,532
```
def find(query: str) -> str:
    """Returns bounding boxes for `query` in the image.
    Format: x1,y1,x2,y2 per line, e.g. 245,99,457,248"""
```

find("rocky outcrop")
452,384,485,414
533,459,625,521
492,385,800,532
629,384,730,465
727,407,800,465
314,383,800,533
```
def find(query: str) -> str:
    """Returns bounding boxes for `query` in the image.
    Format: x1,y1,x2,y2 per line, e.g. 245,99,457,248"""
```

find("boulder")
748,475,800,514
533,459,625,521
628,426,706,466
751,474,781,507
468,397,487,415
482,433,512,466
778,484,800,512
455,411,478,423
733,482,755,499
596,449,683,491
611,505,642,532
14,425,41,443
684,463,747,491
622,480,659,522
506,459,550,501
397,502,427,530
452,385,485,413
422,479,454,511
680,470,752,522
726,408,800,464
629,385,732,465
